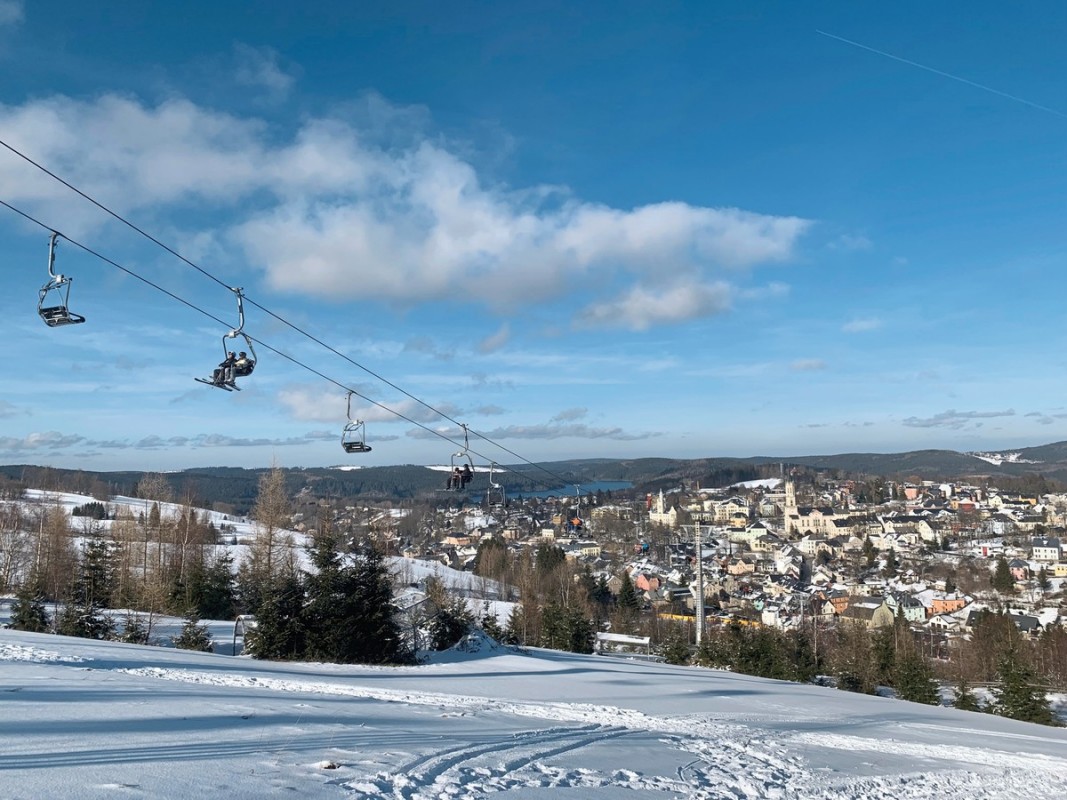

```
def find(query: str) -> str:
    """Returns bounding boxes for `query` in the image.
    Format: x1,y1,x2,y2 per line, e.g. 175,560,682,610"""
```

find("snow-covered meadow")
2,624,1067,800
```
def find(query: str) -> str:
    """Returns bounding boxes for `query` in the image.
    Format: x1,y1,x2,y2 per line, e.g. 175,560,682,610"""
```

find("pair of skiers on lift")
447,464,473,490
212,351,254,386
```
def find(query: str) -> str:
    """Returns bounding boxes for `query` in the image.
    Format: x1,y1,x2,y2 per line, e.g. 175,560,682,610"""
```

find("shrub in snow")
173,613,214,653
9,588,50,633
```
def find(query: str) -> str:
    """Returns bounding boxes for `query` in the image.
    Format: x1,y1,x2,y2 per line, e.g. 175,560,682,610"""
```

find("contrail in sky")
816,29,1067,119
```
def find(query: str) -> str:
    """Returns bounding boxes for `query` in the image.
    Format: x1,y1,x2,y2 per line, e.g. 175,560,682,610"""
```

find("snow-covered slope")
1,627,1065,799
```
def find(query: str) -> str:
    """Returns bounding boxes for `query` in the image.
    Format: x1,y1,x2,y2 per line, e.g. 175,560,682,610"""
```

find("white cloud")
0,428,339,455
902,409,1015,429
478,423,656,441
790,358,826,372
580,281,731,331
403,336,455,361
0,95,267,233
739,281,790,301
1025,411,1056,426
478,324,510,353
0,93,811,324
276,388,351,423
0,400,27,418
842,317,882,333
551,408,588,422
232,43,296,97
275,388,456,426
828,233,872,251
0,430,84,451
0,1,23,27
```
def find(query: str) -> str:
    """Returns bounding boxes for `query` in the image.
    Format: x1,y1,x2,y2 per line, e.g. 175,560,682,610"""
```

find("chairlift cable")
0,199,475,449
1,200,581,491
0,138,576,486
0,138,232,292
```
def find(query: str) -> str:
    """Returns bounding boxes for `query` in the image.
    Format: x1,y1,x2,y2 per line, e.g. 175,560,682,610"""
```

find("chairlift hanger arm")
47,231,60,279
228,287,246,337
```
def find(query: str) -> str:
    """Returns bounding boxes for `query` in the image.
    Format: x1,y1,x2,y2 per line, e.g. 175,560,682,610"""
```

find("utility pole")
693,524,705,646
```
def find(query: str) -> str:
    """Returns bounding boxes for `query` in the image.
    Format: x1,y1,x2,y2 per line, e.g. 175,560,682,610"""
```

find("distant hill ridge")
3,441,1066,513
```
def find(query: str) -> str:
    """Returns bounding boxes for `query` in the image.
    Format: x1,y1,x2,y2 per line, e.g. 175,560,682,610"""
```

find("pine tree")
692,632,723,668
991,557,1015,594
505,605,527,646
535,542,567,576
615,570,642,633
244,574,307,661
173,612,214,652
196,552,237,620
953,673,981,712
118,612,150,644
881,546,898,578
9,585,50,633
347,546,411,664
1036,566,1050,592
301,528,346,662
870,625,897,687
55,601,114,640
301,543,410,665
784,629,817,683
862,536,877,568
564,607,595,654
831,621,875,694
539,602,594,654
992,646,1056,725
894,649,940,705
56,536,116,640
479,602,507,642
539,602,569,651
591,574,613,612
1035,623,1067,688
81,535,116,611
660,631,691,665
428,596,475,651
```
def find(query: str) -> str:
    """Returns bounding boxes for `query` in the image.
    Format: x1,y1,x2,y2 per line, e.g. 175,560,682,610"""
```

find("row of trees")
246,534,409,664
649,610,1060,726
1,472,238,618
3,470,288,642
5,467,412,666
461,532,1063,727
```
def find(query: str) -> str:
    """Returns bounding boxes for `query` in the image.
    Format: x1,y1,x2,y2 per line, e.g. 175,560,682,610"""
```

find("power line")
0,135,582,490
0,196,577,492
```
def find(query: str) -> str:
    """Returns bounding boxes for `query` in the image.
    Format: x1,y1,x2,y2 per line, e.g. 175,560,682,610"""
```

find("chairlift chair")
486,461,506,508
445,424,475,491
195,287,257,391
568,485,584,530
341,391,372,453
37,232,86,327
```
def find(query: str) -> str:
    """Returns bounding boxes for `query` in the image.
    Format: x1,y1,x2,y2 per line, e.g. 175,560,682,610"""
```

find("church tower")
785,480,796,513
783,480,798,535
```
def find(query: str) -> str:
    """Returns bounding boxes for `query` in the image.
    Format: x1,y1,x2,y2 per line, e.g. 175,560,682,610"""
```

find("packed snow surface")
2,629,1066,799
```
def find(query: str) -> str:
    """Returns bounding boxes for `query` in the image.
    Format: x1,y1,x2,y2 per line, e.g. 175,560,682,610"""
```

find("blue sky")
1,1,1066,472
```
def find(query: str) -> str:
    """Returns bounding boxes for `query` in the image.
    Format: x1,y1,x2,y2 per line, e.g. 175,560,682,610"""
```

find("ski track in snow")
118,666,1067,799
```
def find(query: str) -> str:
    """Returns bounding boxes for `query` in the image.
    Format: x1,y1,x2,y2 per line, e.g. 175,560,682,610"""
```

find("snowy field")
15,489,266,544
2,628,1066,800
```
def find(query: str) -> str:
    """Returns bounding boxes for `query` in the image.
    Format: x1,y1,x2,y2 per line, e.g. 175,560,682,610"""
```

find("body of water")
512,480,633,499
